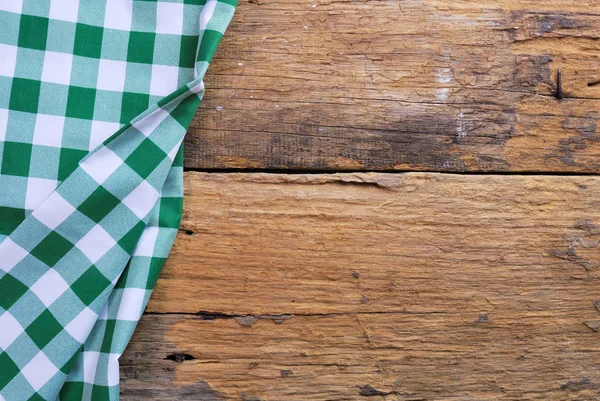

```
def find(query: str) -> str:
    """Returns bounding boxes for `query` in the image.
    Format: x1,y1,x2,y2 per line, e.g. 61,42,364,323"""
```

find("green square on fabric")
26,309,63,349
219,0,238,7
91,385,110,400
127,31,155,64
17,15,49,50
0,273,29,309
124,138,166,179
59,381,84,401
1,141,32,177
117,221,145,254
170,92,201,128
78,186,120,223
58,148,87,181
173,144,184,167
66,86,96,120
147,257,167,288
197,30,222,63
0,352,21,390
120,92,149,124
70,266,111,305
158,197,183,228
179,35,199,68
73,23,103,59
0,206,26,236
27,394,46,401
100,320,116,353
31,231,74,267
114,262,130,290
10,78,41,113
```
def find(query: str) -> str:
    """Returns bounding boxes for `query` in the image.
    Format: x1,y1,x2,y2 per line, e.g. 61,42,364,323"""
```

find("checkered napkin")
0,0,236,399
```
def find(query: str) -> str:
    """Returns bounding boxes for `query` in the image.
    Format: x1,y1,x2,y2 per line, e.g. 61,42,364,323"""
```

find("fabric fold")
0,0,236,399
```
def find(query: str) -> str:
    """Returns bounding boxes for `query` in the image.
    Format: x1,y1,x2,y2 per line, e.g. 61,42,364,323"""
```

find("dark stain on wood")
359,384,394,397
560,377,593,391
164,353,196,363
183,1,600,173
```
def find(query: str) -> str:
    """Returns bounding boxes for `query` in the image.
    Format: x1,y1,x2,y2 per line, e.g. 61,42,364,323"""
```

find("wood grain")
184,0,600,173
121,172,600,400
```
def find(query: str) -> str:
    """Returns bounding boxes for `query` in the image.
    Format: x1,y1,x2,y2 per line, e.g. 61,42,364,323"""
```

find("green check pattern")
0,0,236,400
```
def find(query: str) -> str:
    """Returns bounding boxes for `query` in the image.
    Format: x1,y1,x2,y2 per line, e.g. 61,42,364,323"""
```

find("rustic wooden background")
121,0,600,399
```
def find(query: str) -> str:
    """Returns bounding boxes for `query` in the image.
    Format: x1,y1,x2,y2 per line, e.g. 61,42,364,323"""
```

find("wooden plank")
184,0,600,172
122,172,600,399
122,312,600,400
148,172,600,315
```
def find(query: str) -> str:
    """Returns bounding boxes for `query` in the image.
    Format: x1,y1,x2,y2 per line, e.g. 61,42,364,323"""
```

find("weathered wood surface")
121,0,600,398
184,0,600,173
121,172,600,400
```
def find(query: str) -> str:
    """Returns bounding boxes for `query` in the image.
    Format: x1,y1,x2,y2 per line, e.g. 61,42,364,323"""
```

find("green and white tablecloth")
0,0,236,399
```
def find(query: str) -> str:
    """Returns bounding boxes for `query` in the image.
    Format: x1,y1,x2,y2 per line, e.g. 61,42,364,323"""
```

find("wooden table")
121,1,600,399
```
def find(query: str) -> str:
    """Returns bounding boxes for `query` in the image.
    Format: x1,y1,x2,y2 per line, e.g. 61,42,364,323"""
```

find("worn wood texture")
184,0,600,172
121,172,600,400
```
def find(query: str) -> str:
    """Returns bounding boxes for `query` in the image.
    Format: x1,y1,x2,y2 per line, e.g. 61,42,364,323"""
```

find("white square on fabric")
32,191,76,230
0,44,17,78
49,0,79,22
156,2,184,34
132,226,159,257
199,0,217,31
80,146,122,184
65,307,98,343
98,303,108,320
132,108,168,137
96,59,127,92
0,0,22,14
30,269,69,307
103,0,132,31
107,354,120,386
149,64,179,97
0,108,8,142
33,114,65,148
0,239,28,273
116,288,146,321
21,352,59,391
25,178,58,210
0,312,24,350
82,351,100,384
76,224,116,264
89,121,120,150
41,51,73,86
122,181,160,219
